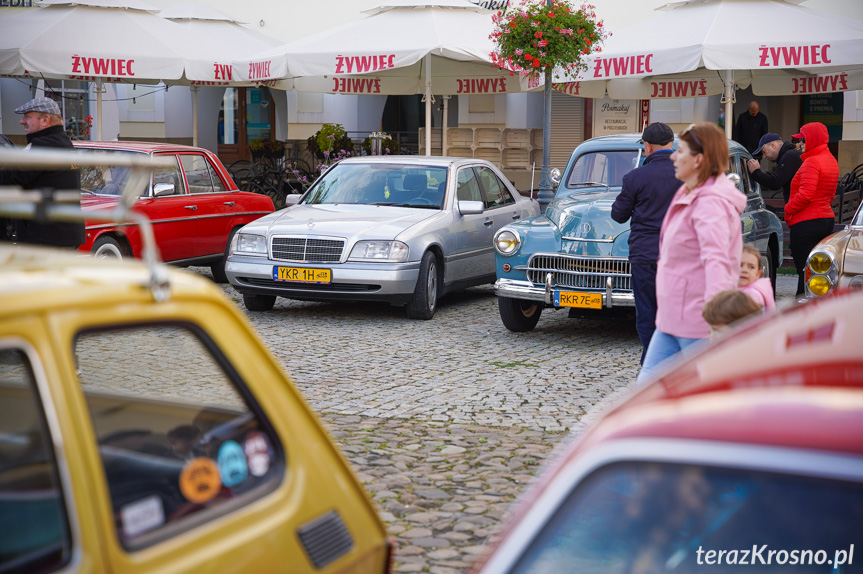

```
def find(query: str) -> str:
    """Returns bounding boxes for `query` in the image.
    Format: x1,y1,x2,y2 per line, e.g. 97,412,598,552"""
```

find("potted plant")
249,137,285,160
306,124,354,160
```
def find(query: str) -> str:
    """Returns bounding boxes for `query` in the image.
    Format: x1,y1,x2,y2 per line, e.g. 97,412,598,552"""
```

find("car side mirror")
457,200,484,215
285,193,302,206
550,168,561,187
153,182,175,197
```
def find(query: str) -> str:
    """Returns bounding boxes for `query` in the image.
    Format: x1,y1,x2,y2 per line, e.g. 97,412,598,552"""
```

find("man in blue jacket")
611,122,680,363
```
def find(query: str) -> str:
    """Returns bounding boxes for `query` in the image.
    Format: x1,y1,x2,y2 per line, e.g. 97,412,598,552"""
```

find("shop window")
0,348,71,573
73,324,283,550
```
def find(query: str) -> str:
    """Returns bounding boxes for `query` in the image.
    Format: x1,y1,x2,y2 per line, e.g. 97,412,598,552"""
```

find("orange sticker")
179,457,222,504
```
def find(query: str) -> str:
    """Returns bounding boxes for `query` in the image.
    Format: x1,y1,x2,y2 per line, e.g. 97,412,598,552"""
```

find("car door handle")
484,219,494,226
512,214,521,221
185,205,197,211
224,201,235,207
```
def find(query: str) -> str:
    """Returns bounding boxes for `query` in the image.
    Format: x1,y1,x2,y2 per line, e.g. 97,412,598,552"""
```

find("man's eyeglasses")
682,123,703,152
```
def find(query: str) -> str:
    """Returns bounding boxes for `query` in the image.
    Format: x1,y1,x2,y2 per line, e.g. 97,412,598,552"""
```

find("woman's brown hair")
679,122,729,188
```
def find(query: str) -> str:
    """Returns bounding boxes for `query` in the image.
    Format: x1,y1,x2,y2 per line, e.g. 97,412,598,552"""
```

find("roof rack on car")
0,147,175,302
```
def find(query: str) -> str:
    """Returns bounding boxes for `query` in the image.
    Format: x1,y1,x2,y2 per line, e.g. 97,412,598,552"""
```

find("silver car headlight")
348,240,409,262
232,233,267,256
494,228,521,256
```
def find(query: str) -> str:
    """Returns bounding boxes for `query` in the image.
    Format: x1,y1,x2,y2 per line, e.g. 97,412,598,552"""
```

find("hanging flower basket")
490,0,608,79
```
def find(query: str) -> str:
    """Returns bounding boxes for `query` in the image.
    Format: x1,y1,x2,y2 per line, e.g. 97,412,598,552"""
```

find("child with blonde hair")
738,243,775,312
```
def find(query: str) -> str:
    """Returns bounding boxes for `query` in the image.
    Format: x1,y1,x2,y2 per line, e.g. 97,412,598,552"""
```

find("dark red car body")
474,290,863,574
75,141,273,276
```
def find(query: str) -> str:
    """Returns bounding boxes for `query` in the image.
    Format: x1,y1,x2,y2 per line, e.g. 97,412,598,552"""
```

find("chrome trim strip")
561,236,614,243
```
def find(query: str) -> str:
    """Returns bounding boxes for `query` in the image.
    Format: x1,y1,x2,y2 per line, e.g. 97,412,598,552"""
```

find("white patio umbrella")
552,0,863,138
0,0,213,139
233,0,523,155
158,2,285,145
0,0,272,140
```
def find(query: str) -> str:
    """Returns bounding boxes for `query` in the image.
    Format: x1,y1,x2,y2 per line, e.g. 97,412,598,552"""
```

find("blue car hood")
546,190,629,257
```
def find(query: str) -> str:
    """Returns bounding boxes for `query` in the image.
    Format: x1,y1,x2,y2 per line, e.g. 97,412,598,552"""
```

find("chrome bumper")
494,277,635,308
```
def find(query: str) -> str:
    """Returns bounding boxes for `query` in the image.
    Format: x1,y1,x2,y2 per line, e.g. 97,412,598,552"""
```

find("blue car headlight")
348,240,409,262
494,229,521,256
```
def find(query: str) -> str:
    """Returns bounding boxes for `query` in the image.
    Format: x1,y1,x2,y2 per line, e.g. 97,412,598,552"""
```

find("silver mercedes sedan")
225,156,540,319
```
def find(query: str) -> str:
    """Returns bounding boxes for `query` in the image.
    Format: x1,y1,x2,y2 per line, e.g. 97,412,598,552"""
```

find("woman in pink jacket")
638,122,746,383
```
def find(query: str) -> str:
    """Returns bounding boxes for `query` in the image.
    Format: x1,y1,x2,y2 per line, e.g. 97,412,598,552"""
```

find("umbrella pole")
96,80,103,140
425,53,432,157
724,70,733,140
442,95,449,157
192,86,199,148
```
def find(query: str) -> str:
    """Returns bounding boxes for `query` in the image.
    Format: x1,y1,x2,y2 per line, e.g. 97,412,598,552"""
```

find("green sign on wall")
803,93,844,143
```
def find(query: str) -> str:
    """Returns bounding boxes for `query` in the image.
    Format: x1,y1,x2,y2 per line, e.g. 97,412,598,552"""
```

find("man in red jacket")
785,122,839,296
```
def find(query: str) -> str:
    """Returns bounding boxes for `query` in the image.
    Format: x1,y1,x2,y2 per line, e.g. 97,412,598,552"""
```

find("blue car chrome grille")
527,254,632,291
271,237,344,263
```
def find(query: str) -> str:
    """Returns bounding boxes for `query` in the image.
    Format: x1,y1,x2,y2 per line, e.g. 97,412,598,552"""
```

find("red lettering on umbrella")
759,44,832,67
593,54,653,78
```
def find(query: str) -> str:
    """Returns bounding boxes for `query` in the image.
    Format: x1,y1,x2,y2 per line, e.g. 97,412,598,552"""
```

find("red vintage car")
473,290,863,574
75,142,274,282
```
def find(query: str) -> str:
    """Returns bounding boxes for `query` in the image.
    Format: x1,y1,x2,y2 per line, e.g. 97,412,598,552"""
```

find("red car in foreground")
473,291,863,574
75,142,274,282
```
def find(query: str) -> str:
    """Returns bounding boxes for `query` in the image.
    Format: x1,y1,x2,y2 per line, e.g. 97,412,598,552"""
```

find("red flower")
524,53,532,60
585,39,591,45
535,31,542,38
548,12,555,17
533,59,541,67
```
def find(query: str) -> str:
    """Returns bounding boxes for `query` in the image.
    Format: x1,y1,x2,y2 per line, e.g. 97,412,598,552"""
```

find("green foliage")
306,123,353,156
490,1,608,79
249,137,285,155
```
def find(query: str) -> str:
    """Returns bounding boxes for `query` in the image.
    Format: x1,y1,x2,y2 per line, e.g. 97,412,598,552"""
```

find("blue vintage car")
492,133,784,331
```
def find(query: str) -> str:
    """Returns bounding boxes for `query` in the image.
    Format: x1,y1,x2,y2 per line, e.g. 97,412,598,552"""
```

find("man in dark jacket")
611,122,680,363
746,133,803,203
734,101,769,154
1,97,83,248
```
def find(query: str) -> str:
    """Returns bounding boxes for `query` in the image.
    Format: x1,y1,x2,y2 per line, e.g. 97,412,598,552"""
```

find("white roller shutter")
549,92,585,172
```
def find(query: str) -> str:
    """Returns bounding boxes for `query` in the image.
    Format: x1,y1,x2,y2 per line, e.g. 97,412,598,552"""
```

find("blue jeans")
630,260,658,365
637,330,704,385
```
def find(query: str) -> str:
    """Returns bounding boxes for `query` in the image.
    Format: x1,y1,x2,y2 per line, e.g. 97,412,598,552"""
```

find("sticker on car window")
121,495,165,538
218,440,249,487
179,457,222,504
244,431,271,477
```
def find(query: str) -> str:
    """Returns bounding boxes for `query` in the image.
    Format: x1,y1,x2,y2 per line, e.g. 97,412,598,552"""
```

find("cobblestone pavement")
193,269,797,573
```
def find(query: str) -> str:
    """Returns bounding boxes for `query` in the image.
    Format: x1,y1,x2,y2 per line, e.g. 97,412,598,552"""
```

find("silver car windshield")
302,163,448,209
564,150,643,193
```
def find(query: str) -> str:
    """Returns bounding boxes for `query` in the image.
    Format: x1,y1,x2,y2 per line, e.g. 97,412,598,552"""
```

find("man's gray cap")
15,97,61,115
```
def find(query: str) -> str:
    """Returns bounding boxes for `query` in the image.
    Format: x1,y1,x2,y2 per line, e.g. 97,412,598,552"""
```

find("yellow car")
0,244,391,573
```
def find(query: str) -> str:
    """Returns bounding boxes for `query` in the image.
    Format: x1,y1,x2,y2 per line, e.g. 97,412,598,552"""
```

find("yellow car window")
73,324,283,550
0,347,71,572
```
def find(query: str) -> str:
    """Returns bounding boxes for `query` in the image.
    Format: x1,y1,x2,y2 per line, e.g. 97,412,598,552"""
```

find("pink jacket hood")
741,277,775,313
656,174,747,339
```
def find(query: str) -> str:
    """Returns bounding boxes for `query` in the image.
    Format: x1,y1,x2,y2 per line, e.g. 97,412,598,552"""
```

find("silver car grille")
527,254,632,291
271,237,344,263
